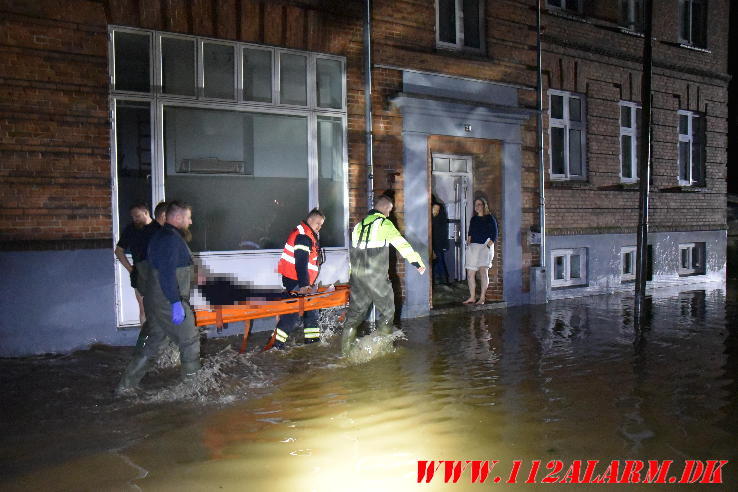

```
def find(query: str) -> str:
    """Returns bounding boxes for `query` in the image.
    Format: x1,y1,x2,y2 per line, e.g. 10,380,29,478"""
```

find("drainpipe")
364,0,376,324
635,0,653,321
536,1,547,272
364,0,374,210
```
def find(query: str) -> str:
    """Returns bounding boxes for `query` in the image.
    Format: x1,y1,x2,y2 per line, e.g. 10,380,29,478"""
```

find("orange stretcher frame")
193,285,350,353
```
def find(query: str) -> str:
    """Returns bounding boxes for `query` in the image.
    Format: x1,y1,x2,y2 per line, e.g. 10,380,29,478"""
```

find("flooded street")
2,283,737,491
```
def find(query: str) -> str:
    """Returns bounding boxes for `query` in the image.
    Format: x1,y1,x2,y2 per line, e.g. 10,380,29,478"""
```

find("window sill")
662,40,710,53
434,46,487,60
545,8,587,23
660,185,707,193
548,179,590,189
618,28,644,38
551,282,588,290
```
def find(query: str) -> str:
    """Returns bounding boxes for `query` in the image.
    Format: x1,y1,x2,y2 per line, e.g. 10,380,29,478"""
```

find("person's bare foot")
463,297,476,304
476,299,485,305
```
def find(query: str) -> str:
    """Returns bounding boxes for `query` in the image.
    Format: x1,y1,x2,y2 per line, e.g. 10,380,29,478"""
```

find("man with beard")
114,202,159,324
116,201,201,395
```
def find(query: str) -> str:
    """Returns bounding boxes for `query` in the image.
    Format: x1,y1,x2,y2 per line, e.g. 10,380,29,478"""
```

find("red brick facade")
541,0,729,237
0,0,730,304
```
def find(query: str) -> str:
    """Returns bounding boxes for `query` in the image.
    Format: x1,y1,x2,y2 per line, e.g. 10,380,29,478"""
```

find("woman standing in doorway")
463,197,498,305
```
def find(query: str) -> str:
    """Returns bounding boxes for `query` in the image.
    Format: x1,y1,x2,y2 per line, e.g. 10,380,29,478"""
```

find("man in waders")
341,195,426,355
114,202,162,353
270,208,326,350
116,201,201,395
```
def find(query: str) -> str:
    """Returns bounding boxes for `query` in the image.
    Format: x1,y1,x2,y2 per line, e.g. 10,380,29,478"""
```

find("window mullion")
456,0,463,48
564,119,570,177
308,113,319,210
197,39,205,99
687,113,694,184
152,101,165,205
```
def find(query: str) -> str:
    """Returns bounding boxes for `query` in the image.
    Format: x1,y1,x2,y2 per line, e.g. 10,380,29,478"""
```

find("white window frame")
677,110,704,186
199,39,238,101
620,246,637,282
678,0,707,48
108,26,349,253
435,0,486,53
619,0,644,32
548,90,586,180
551,248,587,288
546,0,583,14
678,242,705,276
619,101,640,183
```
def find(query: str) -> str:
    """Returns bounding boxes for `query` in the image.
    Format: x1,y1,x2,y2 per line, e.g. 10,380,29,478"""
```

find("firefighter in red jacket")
271,208,326,349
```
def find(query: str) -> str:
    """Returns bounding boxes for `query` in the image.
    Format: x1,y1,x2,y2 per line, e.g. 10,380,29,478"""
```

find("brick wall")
0,0,367,249
541,0,730,237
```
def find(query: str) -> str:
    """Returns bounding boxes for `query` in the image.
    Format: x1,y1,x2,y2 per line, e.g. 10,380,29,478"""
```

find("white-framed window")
677,110,705,186
109,27,348,252
551,248,587,287
678,242,706,276
436,0,485,52
678,0,707,48
549,90,586,180
546,0,583,14
619,101,641,183
621,246,637,282
619,0,644,32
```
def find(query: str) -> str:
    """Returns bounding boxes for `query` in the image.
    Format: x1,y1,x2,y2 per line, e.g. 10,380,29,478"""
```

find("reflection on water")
1,285,737,490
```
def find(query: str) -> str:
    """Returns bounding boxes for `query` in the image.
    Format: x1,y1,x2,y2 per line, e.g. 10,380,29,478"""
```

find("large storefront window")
164,108,308,251
110,27,347,252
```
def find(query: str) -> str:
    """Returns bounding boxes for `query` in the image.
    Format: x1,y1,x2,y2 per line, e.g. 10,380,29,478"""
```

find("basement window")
678,243,706,276
551,248,588,288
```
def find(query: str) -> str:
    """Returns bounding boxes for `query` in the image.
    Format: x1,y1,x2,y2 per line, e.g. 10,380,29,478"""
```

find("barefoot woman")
462,197,498,305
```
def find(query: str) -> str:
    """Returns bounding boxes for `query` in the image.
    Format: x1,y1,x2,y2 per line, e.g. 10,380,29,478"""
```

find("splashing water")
345,329,405,364
143,346,270,404
317,306,346,344
153,342,180,369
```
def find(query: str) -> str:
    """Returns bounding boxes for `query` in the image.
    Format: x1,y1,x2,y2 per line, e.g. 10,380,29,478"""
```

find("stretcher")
193,285,350,353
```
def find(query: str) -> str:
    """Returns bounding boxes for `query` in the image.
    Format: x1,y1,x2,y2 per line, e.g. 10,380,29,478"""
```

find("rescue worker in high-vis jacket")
271,208,326,350
116,201,201,395
341,195,426,355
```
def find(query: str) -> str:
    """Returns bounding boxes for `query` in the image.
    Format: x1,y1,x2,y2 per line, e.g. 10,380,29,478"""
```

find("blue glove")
171,301,185,325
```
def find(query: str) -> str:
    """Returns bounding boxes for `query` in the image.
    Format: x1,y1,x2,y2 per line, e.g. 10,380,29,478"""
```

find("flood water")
2,282,737,491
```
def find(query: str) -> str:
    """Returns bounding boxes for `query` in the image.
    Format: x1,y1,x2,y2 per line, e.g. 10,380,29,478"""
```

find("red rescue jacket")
277,222,320,285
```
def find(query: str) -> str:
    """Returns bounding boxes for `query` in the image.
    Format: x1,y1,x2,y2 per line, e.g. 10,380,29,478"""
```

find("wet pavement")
1,282,737,490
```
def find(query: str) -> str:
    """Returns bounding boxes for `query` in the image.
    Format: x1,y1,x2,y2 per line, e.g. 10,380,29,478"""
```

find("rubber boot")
272,328,289,350
133,321,150,355
180,359,201,381
116,354,150,396
303,326,320,344
341,324,358,356
376,319,393,336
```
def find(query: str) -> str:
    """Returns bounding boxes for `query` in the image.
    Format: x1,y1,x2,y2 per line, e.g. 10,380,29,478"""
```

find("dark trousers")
275,277,319,337
432,247,450,283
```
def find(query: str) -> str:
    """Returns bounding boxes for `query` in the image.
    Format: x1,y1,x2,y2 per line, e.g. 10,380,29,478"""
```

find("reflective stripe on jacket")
350,211,425,268
278,222,320,285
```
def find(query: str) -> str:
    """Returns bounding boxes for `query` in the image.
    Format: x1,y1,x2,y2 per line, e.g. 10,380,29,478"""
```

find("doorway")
431,154,473,306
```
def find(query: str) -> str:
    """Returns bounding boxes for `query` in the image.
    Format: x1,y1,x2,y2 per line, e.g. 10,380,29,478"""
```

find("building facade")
540,0,729,299
0,0,729,356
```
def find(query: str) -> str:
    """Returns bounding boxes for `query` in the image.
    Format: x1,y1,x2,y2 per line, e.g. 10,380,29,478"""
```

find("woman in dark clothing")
463,197,498,305
431,202,450,284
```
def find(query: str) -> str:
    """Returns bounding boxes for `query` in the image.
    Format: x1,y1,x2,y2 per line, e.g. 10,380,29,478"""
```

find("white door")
431,155,473,281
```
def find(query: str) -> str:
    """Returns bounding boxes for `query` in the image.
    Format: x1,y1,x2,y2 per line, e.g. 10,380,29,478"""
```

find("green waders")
117,262,200,392
133,260,152,355
341,246,395,355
